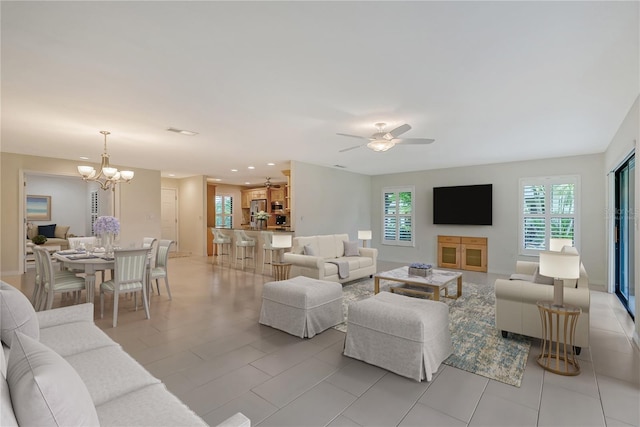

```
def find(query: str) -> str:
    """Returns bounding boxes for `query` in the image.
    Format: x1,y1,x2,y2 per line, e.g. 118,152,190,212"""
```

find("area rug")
334,278,531,387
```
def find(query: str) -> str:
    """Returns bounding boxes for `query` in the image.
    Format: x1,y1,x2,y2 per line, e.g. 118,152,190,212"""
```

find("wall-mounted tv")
433,184,493,225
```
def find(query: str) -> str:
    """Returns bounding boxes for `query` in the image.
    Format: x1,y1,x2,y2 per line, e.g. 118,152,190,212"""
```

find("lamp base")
552,279,564,307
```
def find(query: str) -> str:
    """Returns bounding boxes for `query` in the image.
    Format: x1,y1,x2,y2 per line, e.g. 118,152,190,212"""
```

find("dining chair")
211,228,232,265
261,231,277,274
32,246,83,310
150,239,174,300
233,230,256,269
100,248,151,327
34,246,86,311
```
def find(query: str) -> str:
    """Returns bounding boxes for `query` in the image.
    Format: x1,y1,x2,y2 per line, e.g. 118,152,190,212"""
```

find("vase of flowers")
255,210,269,230
93,216,120,256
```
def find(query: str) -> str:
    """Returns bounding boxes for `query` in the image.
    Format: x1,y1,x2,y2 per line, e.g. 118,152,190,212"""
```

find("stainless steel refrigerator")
250,199,267,225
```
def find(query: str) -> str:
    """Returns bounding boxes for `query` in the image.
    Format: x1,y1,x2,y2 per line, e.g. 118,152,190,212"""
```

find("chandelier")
77,131,134,191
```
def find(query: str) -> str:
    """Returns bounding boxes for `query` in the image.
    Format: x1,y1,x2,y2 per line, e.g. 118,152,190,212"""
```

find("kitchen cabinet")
270,188,285,202
241,190,251,209
437,235,487,272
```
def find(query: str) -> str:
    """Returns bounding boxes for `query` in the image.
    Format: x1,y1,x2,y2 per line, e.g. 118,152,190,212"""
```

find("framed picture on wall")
26,195,51,221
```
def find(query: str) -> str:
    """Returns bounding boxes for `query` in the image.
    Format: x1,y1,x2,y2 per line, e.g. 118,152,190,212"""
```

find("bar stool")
233,230,256,269
211,228,232,265
261,231,278,274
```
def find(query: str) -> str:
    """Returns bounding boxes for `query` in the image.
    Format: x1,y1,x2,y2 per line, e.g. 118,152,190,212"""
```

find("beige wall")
176,175,207,256
1,153,161,275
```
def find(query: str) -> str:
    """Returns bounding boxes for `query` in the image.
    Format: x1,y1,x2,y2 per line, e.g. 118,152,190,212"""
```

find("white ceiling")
2,1,638,186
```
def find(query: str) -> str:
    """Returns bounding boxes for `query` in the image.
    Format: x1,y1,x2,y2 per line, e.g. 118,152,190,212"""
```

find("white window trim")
381,185,415,247
519,175,580,256
215,194,233,229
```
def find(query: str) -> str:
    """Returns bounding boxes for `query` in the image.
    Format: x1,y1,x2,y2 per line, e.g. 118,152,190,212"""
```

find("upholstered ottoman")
259,276,343,338
344,292,452,381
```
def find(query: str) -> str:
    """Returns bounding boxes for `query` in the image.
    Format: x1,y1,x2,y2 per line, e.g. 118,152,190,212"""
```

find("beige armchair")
494,260,590,351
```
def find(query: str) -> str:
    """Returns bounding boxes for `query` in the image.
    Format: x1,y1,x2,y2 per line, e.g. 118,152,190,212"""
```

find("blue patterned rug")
334,278,531,387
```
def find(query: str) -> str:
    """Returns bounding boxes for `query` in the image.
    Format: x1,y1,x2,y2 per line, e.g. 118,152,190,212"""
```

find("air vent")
333,164,347,169
167,127,198,136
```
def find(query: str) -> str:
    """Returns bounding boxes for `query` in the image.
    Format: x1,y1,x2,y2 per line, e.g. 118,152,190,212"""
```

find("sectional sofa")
1,281,250,426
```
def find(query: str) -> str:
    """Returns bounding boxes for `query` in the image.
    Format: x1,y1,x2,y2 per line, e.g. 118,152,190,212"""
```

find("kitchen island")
211,228,295,273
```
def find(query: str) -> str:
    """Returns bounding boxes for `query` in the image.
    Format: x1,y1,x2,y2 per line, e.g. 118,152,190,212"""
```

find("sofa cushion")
317,235,339,258
96,383,207,426
38,224,57,238
7,331,99,426
39,321,119,357
343,240,359,257
1,369,18,427
65,345,160,406
54,225,70,239
0,282,39,347
303,244,316,256
532,266,554,285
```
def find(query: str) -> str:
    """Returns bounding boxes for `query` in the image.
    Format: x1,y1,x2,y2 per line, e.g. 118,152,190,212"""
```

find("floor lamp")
539,251,580,307
358,230,372,248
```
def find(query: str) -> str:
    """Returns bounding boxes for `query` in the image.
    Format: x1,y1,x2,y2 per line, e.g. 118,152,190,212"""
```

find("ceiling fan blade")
339,144,362,153
394,138,435,145
386,123,411,139
336,133,369,140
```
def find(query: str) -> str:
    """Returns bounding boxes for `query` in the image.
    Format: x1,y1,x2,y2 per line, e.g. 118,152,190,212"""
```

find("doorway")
614,155,635,319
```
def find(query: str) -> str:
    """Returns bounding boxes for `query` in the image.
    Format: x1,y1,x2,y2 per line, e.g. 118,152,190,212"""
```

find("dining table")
53,251,114,304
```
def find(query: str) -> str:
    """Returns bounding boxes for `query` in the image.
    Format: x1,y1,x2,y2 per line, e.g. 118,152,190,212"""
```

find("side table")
536,301,581,376
272,263,292,281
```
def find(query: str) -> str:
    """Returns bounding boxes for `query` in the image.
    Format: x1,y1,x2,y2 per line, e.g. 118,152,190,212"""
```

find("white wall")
292,161,372,241
603,95,639,347
371,153,606,284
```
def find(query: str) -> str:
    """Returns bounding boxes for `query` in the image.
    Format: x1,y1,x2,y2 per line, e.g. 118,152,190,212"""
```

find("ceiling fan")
337,123,434,152
264,177,281,188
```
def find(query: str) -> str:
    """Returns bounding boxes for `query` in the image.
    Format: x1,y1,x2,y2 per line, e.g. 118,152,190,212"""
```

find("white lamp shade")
539,251,580,279
103,167,118,178
550,238,573,252
271,234,292,249
358,230,372,240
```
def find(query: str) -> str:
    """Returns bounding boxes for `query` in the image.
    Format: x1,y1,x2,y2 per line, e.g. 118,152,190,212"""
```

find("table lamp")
271,234,292,263
539,251,580,307
550,238,573,252
358,230,372,247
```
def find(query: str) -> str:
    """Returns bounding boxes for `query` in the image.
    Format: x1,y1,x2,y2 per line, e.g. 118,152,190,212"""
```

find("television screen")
433,184,492,225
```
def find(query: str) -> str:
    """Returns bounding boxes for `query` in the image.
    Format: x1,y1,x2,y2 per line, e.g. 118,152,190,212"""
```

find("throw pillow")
54,225,70,239
7,332,100,426
532,266,554,285
303,244,316,256
37,224,56,238
0,371,18,427
0,282,39,348
343,240,360,257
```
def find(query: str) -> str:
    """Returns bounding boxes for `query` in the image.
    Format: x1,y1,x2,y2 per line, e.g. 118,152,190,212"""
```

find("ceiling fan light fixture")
367,140,395,152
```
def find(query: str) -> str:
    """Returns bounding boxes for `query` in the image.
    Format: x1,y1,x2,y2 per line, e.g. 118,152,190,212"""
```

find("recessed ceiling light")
167,127,198,136
231,169,238,172
80,156,89,160
267,162,275,166
245,182,251,185
168,174,176,177
214,178,222,182
248,166,255,170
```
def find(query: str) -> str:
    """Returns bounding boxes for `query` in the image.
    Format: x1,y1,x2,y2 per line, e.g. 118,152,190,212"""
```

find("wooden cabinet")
252,188,267,200
241,190,251,209
437,235,487,272
269,188,285,202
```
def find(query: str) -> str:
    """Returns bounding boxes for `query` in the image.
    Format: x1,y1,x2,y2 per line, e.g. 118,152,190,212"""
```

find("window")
520,176,579,255
382,186,414,246
215,195,233,229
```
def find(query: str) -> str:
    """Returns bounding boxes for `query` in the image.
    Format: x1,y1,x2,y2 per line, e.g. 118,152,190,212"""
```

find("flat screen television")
433,184,492,225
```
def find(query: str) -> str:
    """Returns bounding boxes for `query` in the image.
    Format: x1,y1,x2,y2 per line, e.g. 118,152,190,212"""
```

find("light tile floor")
5,257,639,426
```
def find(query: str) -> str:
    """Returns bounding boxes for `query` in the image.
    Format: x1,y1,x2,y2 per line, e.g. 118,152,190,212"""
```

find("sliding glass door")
615,155,635,319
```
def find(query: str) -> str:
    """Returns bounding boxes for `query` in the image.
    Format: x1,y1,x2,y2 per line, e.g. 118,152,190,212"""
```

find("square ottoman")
259,276,343,338
344,292,452,381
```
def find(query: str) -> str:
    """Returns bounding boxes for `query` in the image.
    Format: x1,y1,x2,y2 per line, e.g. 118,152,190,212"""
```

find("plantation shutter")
382,186,414,246
215,195,233,229
520,177,578,255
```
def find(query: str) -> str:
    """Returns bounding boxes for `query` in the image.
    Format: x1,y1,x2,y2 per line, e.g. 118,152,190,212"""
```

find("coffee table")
374,266,463,301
